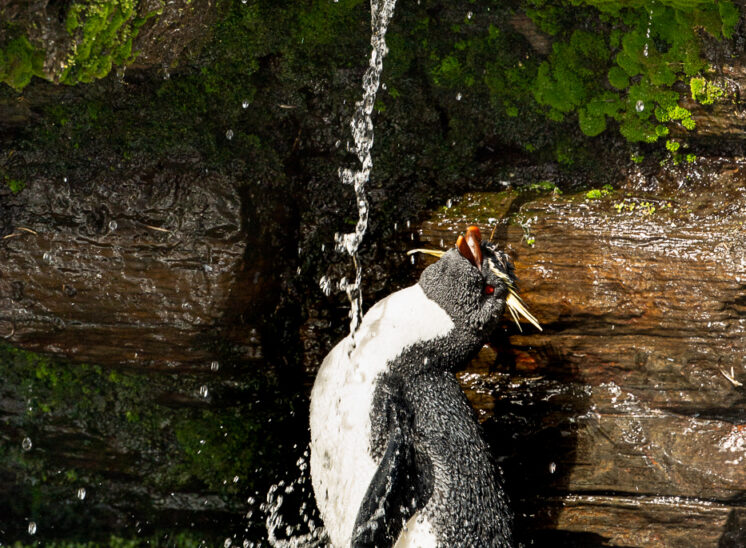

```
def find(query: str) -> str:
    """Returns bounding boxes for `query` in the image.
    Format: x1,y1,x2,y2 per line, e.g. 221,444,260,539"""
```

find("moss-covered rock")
0,0,217,89
0,342,301,542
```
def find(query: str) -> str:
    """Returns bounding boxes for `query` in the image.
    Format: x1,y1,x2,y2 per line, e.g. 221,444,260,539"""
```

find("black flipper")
351,426,418,548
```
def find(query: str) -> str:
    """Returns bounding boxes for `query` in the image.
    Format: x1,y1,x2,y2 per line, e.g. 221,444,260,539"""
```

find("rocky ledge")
416,156,746,547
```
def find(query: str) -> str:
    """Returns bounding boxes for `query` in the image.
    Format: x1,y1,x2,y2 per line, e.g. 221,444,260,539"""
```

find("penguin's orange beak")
456,225,483,270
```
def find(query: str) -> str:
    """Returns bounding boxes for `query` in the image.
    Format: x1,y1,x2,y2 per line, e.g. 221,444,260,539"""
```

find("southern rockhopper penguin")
310,226,541,548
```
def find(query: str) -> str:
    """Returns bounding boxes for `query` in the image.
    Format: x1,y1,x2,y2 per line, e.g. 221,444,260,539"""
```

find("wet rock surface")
3,151,743,546
0,163,251,367
418,158,746,546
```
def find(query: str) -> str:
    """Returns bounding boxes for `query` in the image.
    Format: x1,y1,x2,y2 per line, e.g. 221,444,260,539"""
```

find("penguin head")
416,226,540,335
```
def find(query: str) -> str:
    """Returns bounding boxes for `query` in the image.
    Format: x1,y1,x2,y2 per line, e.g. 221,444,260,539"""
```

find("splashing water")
263,451,327,548
334,0,397,336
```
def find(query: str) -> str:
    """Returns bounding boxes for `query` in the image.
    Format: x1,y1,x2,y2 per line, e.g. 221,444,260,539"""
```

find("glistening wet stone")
418,157,746,547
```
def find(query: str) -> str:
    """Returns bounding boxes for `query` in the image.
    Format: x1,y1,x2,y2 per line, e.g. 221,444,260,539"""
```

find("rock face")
0,0,217,84
1,132,745,546
0,165,254,367
417,158,746,546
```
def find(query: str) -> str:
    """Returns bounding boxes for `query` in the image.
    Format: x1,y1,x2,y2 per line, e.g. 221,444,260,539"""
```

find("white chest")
309,284,453,547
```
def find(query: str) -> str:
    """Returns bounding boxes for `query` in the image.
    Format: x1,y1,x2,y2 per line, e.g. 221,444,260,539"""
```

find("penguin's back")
310,283,454,547
400,370,513,547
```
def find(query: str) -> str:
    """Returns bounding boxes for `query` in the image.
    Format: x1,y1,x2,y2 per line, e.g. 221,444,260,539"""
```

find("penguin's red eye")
484,285,495,295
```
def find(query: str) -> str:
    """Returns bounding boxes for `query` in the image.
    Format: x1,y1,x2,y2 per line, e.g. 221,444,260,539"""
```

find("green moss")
690,75,725,105
585,183,613,199
719,1,741,38
0,340,298,527
296,0,365,48
553,136,580,166
520,0,737,144
1,1,159,89
61,0,141,85
432,54,474,87
614,197,671,216
0,34,45,90
607,65,629,89
533,30,609,118
3,176,25,193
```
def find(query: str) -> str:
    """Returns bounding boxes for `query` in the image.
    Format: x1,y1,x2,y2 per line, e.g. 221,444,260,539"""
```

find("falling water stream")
265,1,397,545
334,0,397,338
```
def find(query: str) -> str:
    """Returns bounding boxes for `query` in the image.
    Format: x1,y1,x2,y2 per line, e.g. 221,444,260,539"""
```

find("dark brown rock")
0,164,258,367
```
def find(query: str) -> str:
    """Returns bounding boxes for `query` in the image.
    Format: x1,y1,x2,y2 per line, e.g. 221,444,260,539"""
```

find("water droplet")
243,541,250,548
549,462,557,474
467,11,473,19
382,83,387,90
446,199,453,208
199,385,209,398
210,361,220,372
108,220,117,231
456,92,462,101
77,487,86,500
635,100,645,113
42,252,51,263
319,275,332,296
22,437,32,451
63,177,68,183
233,475,239,483
28,521,37,535
226,129,234,140
410,255,415,265
242,100,249,109
224,538,232,548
